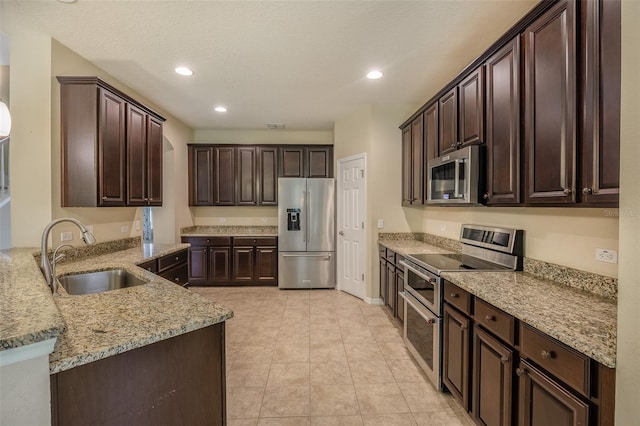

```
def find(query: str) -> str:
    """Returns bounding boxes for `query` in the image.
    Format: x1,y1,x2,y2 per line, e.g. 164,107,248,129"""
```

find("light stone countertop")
441,271,617,368
378,237,616,368
0,249,66,350
1,242,233,374
181,225,278,237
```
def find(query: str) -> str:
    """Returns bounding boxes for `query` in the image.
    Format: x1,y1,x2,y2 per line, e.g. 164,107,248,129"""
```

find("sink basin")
57,269,148,295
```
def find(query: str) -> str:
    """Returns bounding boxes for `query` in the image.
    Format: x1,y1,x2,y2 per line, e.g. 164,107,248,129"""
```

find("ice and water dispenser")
286,208,301,231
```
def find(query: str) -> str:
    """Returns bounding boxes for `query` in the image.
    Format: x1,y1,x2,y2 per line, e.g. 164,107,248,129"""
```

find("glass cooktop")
406,253,509,275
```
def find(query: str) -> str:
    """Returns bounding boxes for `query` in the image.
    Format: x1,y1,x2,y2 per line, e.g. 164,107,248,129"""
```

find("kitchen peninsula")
0,238,233,426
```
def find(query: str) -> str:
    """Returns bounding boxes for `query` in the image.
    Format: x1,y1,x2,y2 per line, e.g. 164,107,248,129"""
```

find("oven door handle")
398,260,408,269
399,291,440,324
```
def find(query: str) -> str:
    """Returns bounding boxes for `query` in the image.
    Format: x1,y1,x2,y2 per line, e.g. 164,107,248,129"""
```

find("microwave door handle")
454,159,460,198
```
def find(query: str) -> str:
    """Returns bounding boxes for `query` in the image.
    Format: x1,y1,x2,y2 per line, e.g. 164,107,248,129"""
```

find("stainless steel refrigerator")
278,178,335,289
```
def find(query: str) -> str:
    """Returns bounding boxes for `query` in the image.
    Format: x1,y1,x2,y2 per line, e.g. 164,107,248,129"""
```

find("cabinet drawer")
474,298,515,346
520,323,590,396
182,236,231,246
137,259,157,273
158,263,189,287
444,281,472,316
385,249,396,263
158,249,188,272
233,236,277,246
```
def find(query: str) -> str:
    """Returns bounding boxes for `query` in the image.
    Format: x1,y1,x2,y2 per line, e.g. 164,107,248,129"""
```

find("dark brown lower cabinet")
517,359,589,426
232,246,255,282
379,254,387,304
209,247,231,283
386,260,396,312
443,304,471,411
473,325,514,426
137,249,188,287
256,246,278,283
51,324,226,426
395,266,405,324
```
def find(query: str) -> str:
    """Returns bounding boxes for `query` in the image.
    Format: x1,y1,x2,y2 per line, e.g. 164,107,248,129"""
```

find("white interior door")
336,154,366,299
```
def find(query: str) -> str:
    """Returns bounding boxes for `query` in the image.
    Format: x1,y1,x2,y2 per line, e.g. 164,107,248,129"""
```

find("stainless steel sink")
57,269,148,295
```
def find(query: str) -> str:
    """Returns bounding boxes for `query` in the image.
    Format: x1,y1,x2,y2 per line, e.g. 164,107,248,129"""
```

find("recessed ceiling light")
214,106,228,113
366,70,383,80
175,66,193,76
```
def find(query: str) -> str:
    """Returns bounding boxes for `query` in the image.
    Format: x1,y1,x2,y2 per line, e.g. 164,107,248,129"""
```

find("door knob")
339,231,345,236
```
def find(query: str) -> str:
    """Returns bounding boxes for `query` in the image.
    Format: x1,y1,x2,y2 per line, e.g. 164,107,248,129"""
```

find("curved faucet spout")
41,218,96,289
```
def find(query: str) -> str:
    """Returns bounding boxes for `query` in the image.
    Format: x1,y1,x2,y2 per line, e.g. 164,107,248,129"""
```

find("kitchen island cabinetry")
137,248,188,287
58,76,165,207
51,323,225,426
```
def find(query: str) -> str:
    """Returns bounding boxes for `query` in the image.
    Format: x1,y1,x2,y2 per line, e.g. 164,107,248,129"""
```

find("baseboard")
364,297,384,305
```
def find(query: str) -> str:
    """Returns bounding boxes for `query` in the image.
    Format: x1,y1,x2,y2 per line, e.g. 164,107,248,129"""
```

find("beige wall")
422,207,619,278
6,30,194,247
615,0,640,423
190,128,333,227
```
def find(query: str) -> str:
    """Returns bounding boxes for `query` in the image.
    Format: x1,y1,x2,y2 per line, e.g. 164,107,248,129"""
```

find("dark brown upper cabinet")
213,146,236,206
58,76,165,207
580,0,621,206
459,66,485,148
236,147,257,206
189,146,214,206
424,103,439,163
439,87,458,156
126,105,163,206
485,37,521,205
524,0,577,204
401,115,424,206
279,145,334,178
257,147,278,206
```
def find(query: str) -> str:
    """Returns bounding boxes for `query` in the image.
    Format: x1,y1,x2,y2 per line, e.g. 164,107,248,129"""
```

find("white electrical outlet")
135,220,141,231
595,248,617,264
61,232,73,242
121,225,129,233
377,219,384,229
218,217,227,223
440,224,446,232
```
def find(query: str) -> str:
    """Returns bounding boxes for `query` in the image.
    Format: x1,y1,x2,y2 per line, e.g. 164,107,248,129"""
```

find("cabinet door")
473,326,513,426
395,269,405,323
517,360,589,426
524,0,577,204
424,103,439,161
255,246,278,284
401,126,413,206
379,258,387,304
279,146,305,178
126,104,147,206
580,0,620,205
307,146,333,178
232,247,254,282
443,304,471,411
485,37,521,205
258,147,278,206
386,262,396,313
459,67,485,148
410,116,424,205
187,246,208,285
209,247,231,283
236,147,257,206
146,116,163,206
98,88,127,206
214,147,236,205
439,87,458,155
189,146,214,206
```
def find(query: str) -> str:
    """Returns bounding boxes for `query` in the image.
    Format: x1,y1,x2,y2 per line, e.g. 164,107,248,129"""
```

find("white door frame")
336,152,367,300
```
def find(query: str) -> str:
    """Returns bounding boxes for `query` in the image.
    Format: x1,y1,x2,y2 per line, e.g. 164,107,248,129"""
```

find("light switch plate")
121,225,129,233
61,232,73,242
377,219,384,229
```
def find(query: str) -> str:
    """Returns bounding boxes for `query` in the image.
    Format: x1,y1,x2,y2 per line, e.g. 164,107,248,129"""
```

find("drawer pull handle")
175,256,179,261
460,324,468,330
516,368,527,377
450,293,459,298
541,350,554,359
485,315,495,322
174,277,180,282
500,356,509,364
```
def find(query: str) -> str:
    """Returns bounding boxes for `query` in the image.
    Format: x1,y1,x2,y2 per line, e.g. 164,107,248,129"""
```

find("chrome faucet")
51,244,73,295
41,218,96,289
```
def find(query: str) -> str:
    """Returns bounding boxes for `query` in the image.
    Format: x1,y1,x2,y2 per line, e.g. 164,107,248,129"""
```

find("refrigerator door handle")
306,190,310,245
302,190,307,242
282,254,332,260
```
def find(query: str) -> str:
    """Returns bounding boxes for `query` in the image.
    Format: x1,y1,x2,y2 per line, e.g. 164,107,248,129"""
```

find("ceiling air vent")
266,123,285,130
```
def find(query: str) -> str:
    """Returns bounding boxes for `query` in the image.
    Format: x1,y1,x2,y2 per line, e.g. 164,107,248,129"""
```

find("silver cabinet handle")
339,231,345,236
563,188,572,195
582,187,592,195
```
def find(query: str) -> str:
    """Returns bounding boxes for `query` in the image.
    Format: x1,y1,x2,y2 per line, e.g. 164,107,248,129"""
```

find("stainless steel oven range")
399,224,523,391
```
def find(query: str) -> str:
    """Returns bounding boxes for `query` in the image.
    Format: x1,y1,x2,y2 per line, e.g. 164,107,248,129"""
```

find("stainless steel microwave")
426,145,484,205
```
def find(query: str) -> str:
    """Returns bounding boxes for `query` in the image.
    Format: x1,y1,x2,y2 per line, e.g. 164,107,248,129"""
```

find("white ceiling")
1,0,537,130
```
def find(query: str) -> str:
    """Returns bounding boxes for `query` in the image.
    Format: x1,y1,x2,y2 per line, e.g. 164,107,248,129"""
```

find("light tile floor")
192,287,474,426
